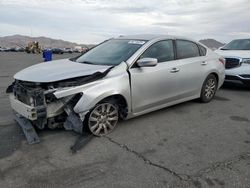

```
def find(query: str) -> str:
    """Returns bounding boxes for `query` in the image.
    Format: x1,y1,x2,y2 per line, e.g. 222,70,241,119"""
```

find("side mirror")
137,58,158,67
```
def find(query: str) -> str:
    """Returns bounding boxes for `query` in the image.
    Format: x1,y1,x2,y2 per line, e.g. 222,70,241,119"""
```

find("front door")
129,40,179,114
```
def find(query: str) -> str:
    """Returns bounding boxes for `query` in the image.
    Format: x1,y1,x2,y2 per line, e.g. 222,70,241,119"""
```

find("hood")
215,49,250,59
14,59,112,83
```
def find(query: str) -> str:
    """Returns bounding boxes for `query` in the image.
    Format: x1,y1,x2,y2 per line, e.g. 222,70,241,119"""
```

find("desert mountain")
0,35,224,50
199,39,225,50
0,35,90,48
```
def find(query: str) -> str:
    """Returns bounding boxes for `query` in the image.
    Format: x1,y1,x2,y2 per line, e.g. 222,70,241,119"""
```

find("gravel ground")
0,52,249,188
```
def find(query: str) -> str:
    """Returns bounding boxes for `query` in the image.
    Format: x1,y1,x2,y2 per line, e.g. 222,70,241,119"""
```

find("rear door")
173,40,208,98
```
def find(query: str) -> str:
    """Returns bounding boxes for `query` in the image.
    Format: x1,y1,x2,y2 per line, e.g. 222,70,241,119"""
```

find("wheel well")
99,94,128,119
210,72,219,83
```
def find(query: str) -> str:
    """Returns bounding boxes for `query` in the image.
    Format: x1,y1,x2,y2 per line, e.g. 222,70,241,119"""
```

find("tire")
200,74,218,103
86,101,119,136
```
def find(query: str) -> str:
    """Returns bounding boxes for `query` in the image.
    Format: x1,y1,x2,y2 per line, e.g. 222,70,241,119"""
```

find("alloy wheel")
88,103,119,136
204,78,216,99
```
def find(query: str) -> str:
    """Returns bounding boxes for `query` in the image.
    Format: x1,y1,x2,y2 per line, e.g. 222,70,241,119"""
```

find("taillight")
219,57,225,66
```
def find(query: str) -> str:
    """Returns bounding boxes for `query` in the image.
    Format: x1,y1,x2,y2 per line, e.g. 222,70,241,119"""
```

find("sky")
0,0,250,44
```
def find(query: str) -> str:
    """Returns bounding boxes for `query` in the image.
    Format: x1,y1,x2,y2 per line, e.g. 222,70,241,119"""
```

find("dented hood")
14,59,112,83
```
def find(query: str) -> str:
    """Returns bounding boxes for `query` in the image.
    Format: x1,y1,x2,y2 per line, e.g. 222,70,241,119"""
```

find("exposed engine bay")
6,67,113,144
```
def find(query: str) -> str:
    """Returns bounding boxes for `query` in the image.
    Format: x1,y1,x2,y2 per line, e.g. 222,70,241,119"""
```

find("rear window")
176,40,200,59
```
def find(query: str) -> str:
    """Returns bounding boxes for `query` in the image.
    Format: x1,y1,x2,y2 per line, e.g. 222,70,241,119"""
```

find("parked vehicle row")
0,47,86,53
0,47,25,52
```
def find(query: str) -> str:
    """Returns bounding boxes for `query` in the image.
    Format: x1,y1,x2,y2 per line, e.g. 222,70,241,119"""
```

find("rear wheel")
200,74,218,103
87,102,119,136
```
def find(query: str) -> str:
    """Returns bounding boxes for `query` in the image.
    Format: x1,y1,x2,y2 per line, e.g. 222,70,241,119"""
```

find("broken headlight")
45,92,58,103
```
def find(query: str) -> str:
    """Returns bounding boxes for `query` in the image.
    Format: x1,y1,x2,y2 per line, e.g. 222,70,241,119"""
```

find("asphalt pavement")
0,52,249,188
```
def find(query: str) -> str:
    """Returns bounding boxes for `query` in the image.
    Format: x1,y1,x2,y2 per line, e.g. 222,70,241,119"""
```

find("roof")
116,34,192,41
116,34,207,48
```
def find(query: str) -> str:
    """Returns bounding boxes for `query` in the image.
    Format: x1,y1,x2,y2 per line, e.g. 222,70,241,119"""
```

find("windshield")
75,39,146,65
222,39,250,50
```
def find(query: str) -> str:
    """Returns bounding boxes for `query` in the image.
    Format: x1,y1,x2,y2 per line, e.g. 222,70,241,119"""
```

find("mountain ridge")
0,34,91,48
199,39,225,50
0,34,225,50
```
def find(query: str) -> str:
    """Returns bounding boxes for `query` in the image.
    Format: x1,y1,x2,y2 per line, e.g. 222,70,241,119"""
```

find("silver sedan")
9,34,225,137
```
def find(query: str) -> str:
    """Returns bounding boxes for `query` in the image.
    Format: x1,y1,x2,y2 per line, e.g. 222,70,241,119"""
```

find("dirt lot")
0,52,250,188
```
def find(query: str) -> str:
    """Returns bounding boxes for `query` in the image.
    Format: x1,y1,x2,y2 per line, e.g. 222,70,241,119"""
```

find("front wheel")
200,74,218,103
87,102,119,136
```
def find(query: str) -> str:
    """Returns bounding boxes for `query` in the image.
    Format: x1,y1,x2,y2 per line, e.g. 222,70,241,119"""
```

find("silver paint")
11,34,225,126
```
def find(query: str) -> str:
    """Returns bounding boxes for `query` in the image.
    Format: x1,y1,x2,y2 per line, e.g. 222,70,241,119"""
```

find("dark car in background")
52,48,64,54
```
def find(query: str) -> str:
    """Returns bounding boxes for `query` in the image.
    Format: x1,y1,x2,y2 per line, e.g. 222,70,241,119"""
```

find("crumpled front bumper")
9,94,37,120
9,92,86,143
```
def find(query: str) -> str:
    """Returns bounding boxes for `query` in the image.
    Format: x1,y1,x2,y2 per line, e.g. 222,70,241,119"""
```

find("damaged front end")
7,68,113,144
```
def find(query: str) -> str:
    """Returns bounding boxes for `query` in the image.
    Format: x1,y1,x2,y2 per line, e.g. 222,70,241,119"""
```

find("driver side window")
140,40,174,63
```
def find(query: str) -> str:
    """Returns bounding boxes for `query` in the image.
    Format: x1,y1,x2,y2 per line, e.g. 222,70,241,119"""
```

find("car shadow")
120,100,196,125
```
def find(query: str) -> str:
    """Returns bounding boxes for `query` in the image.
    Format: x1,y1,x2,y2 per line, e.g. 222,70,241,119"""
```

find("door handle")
201,61,207,65
170,67,180,73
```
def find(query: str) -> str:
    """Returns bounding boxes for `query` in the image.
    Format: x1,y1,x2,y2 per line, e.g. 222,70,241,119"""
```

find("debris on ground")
70,132,94,153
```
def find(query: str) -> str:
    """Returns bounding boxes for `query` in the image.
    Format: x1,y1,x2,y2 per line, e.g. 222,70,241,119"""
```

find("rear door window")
176,40,200,59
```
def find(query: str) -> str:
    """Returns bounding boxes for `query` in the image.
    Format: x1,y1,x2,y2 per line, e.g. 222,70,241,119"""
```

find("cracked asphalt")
0,52,250,188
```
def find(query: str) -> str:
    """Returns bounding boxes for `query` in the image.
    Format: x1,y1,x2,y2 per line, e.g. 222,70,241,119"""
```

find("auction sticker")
128,40,146,45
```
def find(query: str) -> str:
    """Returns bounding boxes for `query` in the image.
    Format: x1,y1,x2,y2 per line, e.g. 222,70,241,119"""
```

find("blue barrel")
43,49,53,62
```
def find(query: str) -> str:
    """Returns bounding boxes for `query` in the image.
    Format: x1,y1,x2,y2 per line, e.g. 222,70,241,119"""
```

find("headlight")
242,58,250,64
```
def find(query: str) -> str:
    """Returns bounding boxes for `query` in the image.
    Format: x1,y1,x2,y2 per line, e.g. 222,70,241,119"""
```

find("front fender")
53,80,102,99
73,90,121,113
53,62,131,114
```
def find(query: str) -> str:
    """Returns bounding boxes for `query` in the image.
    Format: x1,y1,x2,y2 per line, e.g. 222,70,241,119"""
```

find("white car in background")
215,39,250,87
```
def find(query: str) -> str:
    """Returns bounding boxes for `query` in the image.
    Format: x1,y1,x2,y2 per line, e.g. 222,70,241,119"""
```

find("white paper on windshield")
128,40,146,45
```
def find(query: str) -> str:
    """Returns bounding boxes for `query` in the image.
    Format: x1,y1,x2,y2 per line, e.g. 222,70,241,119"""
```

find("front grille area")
225,75,239,81
13,81,45,106
13,80,47,129
240,74,250,79
225,58,241,69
